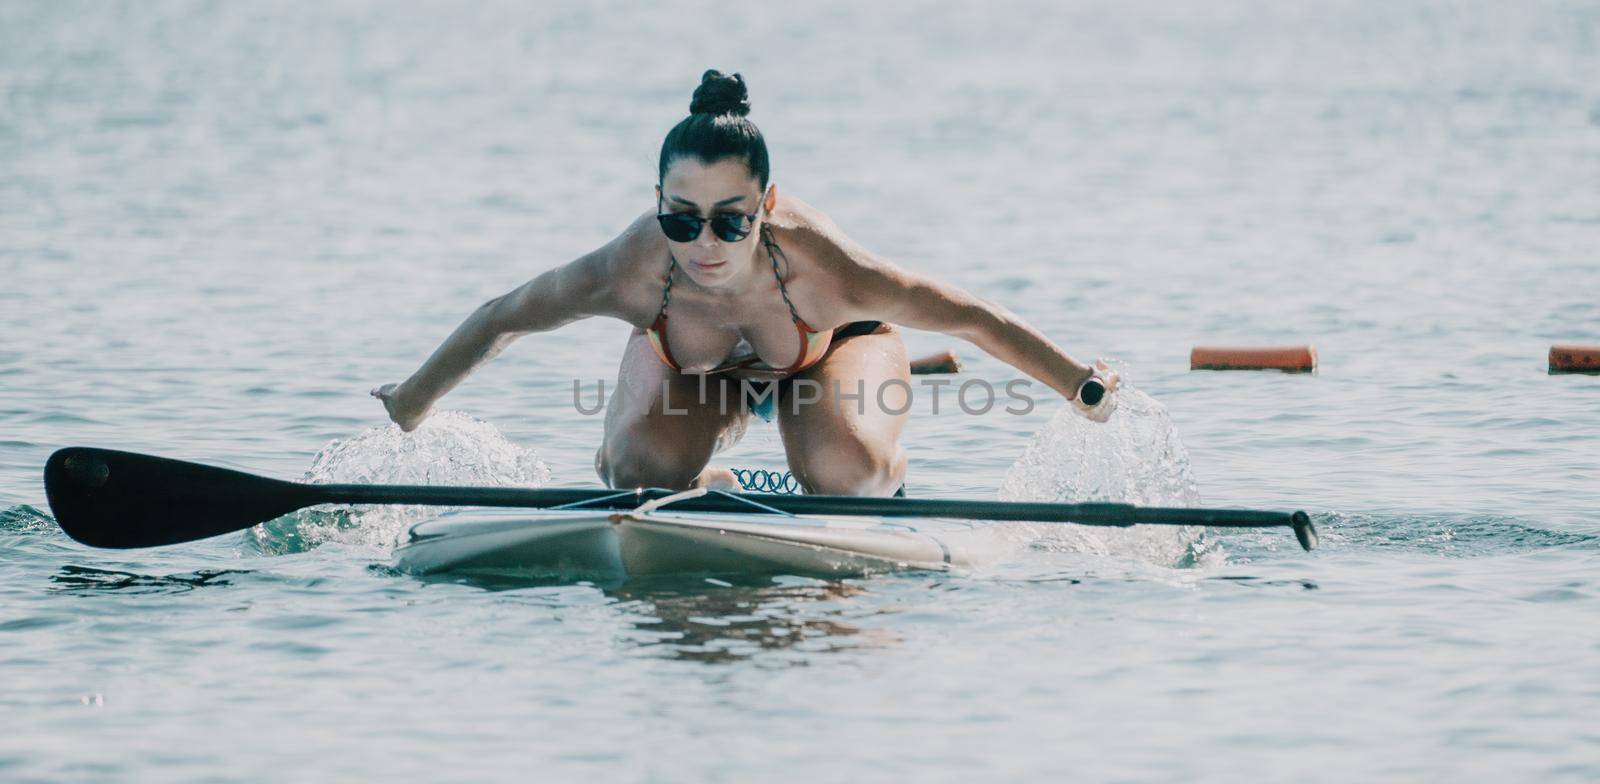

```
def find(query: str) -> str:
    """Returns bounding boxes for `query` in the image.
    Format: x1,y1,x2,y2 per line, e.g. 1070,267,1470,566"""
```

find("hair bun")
689,70,751,117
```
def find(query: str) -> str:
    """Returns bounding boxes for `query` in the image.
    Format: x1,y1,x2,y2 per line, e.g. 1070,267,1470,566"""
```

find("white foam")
249,411,551,554
999,382,1214,566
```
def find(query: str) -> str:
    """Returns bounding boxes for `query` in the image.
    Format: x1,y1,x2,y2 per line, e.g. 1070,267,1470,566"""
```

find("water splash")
999,382,1212,566
249,411,551,554
0,504,56,534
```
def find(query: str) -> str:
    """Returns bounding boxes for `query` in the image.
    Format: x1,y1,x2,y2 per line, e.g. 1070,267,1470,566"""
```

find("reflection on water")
1204,575,1321,591
612,578,897,665
49,565,248,594
413,569,897,664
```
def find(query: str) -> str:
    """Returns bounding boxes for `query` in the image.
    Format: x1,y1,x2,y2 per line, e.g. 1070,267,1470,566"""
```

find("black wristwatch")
1077,375,1106,407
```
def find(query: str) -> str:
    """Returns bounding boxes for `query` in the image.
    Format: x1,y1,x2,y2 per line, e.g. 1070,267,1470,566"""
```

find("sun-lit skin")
373,154,1118,495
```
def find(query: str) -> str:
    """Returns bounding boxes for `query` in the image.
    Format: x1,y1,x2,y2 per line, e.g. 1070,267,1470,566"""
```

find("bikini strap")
647,254,682,370
761,227,804,325
656,254,677,319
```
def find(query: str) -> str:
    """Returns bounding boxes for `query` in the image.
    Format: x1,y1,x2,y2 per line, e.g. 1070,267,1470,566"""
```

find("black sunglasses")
655,198,762,243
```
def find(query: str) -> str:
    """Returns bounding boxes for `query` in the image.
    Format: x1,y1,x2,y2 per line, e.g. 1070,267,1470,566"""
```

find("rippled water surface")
3,1,1598,781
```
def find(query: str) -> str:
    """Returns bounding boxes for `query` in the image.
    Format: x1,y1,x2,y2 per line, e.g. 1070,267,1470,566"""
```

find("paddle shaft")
326,482,1297,528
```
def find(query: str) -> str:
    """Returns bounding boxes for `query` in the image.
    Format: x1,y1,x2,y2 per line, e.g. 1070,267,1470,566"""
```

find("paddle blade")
44,447,327,548
1291,511,1318,551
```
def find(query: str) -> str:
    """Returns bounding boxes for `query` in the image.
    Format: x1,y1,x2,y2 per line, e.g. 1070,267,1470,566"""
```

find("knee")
792,442,905,496
596,443,699,490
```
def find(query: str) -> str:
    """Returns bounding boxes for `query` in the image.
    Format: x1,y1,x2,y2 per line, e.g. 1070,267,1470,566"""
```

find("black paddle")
44,446,1318,551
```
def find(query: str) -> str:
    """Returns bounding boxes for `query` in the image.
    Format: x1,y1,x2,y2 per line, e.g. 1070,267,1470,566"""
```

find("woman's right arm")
372,227,644,431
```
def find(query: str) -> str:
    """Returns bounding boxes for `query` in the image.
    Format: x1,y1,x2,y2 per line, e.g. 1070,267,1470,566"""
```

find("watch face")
1079,379,1106,406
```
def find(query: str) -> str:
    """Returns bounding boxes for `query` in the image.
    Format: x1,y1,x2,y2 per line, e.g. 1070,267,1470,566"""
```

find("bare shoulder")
767,195,855,257
769,196,896,273
572,209,672,327
767,195,909,311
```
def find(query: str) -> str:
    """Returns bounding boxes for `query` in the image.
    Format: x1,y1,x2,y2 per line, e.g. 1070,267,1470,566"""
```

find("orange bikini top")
645,231,833,375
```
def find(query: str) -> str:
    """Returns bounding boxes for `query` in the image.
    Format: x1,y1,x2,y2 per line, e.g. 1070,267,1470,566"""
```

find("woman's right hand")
371,382,430,432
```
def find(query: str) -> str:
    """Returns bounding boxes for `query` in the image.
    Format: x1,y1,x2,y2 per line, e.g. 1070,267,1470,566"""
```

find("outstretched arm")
372,242,623,431
802,221,1117,418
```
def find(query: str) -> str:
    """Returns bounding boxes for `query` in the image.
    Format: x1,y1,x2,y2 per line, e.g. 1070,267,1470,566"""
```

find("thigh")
775,324,910,477
598,330,751,479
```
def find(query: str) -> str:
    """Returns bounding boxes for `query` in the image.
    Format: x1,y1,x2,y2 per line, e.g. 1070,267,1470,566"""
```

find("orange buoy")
909,348,963,376
1549,344,1600,374
1191,345,1317,373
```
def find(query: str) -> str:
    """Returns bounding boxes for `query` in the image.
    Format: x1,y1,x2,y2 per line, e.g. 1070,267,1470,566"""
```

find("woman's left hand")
1072,359,1120,423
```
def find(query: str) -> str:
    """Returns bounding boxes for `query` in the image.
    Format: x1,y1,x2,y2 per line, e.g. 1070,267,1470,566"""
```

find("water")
3,1,1598,780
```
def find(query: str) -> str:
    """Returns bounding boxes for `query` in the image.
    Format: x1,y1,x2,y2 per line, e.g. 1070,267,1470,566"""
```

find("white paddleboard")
392,504,1007,581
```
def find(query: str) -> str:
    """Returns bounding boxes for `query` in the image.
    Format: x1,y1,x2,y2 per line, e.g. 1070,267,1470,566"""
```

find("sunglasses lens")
711,214,754,243
657,214,701,242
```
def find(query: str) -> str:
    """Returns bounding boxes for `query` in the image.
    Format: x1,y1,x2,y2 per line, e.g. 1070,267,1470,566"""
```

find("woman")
373,70,1117,497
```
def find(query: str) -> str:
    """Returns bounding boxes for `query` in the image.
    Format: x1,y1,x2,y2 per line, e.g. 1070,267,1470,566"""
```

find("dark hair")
658,70,770,189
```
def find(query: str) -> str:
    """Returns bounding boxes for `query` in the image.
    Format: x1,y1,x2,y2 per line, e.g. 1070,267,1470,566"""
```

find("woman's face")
657,157,773,289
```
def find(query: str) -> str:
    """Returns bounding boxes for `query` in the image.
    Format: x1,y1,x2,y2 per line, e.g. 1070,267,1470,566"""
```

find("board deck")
392,506,1008,580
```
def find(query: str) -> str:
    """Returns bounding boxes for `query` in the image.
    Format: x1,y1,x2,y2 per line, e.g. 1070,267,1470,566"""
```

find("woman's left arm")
798,219,1118,419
